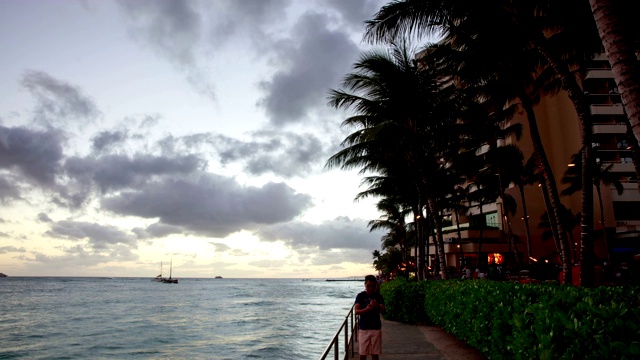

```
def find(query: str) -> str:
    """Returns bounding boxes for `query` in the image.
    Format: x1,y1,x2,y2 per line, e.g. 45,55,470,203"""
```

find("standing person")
355,275,386,360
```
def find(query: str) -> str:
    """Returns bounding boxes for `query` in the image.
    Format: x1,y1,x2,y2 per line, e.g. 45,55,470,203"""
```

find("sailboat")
152,261,163,282
162,258,178,284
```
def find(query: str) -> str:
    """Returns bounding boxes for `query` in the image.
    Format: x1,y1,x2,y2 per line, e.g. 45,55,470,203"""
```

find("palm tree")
373,247,404,277
364,1,576,280
539,205,582,266
589,0,640,151
363,0,634,285
368,198,412,271
516,153,542,264
561,151,624,263
327,42,467,280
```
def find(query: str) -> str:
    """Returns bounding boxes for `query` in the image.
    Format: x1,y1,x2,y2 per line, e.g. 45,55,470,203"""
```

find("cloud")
257,216,382,250
30,244,138,268
91,130,130,153
209,242,231,252
206,0,291,49
0,175,23,204
132,223,184,239
45,220,138,250
0,246,27,254
323,0,384,31
117,0,216,100
0,125,66,186
64,153,206,194
37,213,53,223
21,71,100,126
213,130,326,177
102,174,313,238
258,12,360,125
117,0,201,67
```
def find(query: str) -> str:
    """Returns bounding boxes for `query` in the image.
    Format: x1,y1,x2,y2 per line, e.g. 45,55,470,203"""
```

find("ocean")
0,277,364,359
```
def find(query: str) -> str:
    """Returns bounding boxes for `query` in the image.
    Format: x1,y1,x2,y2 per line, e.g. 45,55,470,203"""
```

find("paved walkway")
347,318,485,360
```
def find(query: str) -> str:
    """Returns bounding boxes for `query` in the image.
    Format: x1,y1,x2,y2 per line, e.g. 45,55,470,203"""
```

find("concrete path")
347,318,485,360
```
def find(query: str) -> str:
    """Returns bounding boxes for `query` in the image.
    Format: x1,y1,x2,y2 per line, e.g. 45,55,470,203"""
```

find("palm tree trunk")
590,0,640,173
540,180,562,259
521,94,571,279
595,184,611,264
427,211,439,279
418,207,426,280
535,36,598,287
624,121,640,192
518,184,533,264
425,216,431,278
455,208,465,266
414,206,424,281
477,200,484,269
427,196,447,279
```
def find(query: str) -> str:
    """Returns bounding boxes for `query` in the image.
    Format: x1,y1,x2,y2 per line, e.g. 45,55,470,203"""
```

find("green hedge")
379,279,640,359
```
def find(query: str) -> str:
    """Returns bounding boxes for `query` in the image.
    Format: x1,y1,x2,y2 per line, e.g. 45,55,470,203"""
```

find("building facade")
422,53,640,272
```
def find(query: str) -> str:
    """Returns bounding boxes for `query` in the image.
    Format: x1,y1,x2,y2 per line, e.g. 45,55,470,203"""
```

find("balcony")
602,161,635,173
611,183,640,201
585,68,613,79
592,123,628,134
590,104,624,115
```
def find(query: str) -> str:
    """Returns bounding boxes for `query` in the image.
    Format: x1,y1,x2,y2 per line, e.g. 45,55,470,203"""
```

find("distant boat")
0,273,7,278
162,258,178,284
214,276,223,279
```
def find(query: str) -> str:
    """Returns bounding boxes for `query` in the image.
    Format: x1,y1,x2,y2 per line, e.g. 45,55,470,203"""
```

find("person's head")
364,275,377,294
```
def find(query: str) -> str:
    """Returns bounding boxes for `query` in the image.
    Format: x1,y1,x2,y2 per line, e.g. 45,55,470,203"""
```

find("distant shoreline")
0,276,365,280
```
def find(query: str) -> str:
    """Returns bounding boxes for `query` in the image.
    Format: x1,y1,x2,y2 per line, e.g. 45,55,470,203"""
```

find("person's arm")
378,303,386,315
355,302,376,315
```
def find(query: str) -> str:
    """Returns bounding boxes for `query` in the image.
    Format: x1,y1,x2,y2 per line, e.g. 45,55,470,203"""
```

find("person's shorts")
358,329,382,355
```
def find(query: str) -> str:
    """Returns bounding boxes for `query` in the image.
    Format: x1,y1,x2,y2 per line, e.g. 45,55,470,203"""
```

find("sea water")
0,277,363,359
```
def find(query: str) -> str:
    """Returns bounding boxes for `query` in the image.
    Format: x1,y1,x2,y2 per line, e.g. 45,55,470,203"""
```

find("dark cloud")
258,12,360,126
156,130,328,178
0,246,27,254
214,131,325,177
102,174,313,238
91,130,129,153
21,71,100,126
257,216,382,250
132,223,184,239
64,153,205,194
0,175,23,203
0,125,65,186
45,220,137,250
37,213,53,223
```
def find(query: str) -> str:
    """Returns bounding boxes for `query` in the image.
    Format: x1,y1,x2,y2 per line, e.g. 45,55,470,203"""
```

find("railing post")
319,304,358,360
344,318,348,359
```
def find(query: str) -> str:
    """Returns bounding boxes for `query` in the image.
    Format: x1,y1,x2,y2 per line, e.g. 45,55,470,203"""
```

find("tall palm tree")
561,151,624,263
539,205,582,265
368,197,412,270
589,0,640,150
363,0,630,285
327,42,467,280
364,0,576,279
516,153,542,264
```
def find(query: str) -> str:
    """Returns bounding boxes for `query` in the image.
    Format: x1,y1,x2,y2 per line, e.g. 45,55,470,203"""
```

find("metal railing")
319,304,358,360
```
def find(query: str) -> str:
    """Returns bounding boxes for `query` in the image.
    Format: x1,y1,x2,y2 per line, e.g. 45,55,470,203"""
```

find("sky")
0,0,392,278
